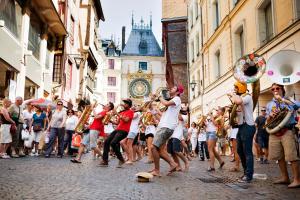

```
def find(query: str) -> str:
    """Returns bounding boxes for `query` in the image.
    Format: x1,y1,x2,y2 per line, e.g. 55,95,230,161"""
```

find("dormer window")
139,39,148,54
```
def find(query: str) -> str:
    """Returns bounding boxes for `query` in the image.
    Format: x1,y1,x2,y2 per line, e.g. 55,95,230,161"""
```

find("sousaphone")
264,50,300,134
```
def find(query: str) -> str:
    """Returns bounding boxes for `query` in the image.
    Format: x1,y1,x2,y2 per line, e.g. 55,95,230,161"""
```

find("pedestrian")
8,96,25,157
188,122,198,157
29,106,47,156
71,102,114,163
148,85,183,176
266,83,300,188
198,128,209,161
254,107,269,164
45,100,67,158
63,109,78,156
22,103,34,155
227,81,256,183
100,99,134,168
0,99,15,159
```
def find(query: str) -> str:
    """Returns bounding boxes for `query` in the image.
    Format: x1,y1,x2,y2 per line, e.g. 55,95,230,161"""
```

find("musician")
167,106,189,172
71,102,114,163
144,102,158,164
227,81,256,183
100,99,134,168
205,108,224,172
120,104,142,164
266,83,300,188
149,85,183,176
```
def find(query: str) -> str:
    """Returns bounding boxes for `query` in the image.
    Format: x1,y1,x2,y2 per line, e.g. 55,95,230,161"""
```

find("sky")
99,0,162,47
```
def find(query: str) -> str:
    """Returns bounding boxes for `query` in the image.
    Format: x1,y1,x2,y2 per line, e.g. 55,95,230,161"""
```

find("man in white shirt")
149,85,183,176
228,81,256,183
167,109,189,172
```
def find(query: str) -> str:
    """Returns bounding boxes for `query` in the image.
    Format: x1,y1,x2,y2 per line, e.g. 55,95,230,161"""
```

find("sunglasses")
261,110,266,112
57,104,63,106
271,87,281,92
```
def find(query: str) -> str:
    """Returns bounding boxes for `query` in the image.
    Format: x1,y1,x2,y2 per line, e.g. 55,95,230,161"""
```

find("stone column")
16,6,30,99
37,25,48,98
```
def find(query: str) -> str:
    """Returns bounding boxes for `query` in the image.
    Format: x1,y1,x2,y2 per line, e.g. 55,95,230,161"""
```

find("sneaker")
1,153,11,159
11,152,19,158
35,152,39,157
19,150,25,157
30,153,35,157
116,160,125,168
238,176,252,183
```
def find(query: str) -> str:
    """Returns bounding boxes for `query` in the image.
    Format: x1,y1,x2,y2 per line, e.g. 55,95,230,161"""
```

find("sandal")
207,167,215,172
70,159,82,164
229,167,239,172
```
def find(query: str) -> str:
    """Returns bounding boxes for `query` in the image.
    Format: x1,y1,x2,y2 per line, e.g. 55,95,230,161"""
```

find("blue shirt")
266,97,300,126
32,112,46,127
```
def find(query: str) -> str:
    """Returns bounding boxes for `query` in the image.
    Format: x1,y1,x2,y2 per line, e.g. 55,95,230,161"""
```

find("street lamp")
73,56,84,69
189,80,197,92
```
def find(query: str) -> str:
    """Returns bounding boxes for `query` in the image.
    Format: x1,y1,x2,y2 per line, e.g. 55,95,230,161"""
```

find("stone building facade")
188,0,300,121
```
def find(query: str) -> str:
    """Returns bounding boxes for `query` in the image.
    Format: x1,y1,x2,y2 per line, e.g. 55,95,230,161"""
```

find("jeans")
63,130,75,155
102,130,128,162
237,123,256,179
45,127,65,156
198,141,209,160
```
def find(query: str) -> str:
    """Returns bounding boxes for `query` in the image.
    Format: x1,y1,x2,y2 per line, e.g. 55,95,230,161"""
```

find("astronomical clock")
127,70,153,100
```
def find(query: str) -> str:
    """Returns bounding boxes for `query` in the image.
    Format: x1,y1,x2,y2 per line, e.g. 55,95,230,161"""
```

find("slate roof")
122,22,163,57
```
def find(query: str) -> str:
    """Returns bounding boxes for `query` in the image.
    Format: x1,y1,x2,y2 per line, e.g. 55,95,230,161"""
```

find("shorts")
257,133,269,149
268,130,299,162
167,138,182,154
133,133,139,145
0,124,12,143
152,127,174,148
145,133,154,139
127,131,138,139
81,129,99,149
206,131,217,140
33,131,42,143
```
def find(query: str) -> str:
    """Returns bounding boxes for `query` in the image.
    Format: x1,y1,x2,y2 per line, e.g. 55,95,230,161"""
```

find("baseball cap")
122,98,132,107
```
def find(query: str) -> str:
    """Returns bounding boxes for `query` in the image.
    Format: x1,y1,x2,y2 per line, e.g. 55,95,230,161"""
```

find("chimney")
122,26,126,51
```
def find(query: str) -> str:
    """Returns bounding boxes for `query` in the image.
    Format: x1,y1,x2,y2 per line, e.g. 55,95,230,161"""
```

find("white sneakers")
0,153,11,159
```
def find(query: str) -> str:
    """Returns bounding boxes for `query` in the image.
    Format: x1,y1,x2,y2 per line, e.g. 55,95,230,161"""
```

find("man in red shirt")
100,99,134,168
71,102,114,163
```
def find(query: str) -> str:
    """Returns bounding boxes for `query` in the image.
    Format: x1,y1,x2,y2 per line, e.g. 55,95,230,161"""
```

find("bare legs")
207,139,223,169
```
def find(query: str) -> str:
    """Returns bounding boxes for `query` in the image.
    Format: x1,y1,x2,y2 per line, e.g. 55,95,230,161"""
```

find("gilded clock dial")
129,78,151,98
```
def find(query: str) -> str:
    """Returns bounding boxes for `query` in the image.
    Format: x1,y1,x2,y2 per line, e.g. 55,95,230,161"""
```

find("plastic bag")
24,133,34,148
71,134,82,149
45,131,50,144
21,129,30,140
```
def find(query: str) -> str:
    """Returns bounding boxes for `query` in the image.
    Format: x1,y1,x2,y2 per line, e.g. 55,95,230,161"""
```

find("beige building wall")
188,0,300,121
162,0,187,19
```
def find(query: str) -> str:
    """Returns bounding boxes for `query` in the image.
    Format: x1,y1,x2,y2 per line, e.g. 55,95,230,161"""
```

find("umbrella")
27,98,55,109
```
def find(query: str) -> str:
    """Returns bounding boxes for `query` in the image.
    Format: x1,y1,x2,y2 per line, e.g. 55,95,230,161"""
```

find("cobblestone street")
0,154,299,200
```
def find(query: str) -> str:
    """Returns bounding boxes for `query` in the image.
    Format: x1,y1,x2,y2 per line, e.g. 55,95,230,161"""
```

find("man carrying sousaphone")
266,83,300,188
71,102,114,163
227,81,256,183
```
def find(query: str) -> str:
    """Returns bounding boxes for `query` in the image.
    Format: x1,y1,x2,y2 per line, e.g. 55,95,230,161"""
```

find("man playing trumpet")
266,83,300,188
148,85,184,176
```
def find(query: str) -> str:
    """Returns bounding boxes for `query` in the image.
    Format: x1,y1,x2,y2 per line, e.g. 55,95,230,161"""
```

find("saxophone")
74,101,97,133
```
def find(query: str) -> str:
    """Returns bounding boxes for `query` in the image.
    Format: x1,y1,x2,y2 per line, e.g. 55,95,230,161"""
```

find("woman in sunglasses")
63,109,78,156
44,100,67,158
266,83,300,188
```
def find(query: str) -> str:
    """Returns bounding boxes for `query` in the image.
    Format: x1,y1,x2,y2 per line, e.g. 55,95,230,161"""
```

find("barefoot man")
149,85,184,176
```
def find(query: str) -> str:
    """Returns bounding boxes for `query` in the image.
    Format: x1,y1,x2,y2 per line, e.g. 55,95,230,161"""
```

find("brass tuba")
75,101,97,133
263,50,300,134
229,53,266,126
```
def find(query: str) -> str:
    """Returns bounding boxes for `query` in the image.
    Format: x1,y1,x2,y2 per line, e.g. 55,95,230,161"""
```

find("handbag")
33,124,42,132
10,124,17,134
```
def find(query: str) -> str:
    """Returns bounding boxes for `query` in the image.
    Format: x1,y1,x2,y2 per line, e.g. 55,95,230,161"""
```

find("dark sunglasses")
271,87,281,92
261,110,266,112
57,104,63,106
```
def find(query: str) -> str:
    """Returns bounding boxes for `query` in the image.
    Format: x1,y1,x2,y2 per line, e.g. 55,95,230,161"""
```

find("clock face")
129,78,151,98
